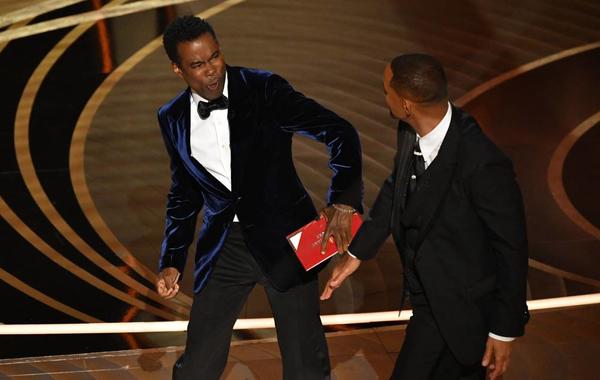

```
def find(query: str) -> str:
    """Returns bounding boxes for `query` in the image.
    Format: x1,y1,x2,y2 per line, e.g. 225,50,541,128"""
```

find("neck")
407,101,448,137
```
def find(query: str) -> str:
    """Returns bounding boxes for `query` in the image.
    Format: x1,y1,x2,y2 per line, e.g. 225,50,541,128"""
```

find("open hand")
482,336,514,380
320,254,361,300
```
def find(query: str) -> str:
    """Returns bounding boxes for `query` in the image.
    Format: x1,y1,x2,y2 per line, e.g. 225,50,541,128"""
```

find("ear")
402,98,412,119
171,62,184,80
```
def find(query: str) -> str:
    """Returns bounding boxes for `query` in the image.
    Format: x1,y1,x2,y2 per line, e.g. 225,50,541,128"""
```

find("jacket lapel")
390,124,416,233
401,106,460,245
168,88,231,196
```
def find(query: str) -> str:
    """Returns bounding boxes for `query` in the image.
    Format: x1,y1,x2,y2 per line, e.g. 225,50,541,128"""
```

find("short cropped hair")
390,54,448,103
162,15,218,65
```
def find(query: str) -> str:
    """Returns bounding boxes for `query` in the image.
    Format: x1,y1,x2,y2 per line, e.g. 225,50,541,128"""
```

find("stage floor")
1,304,599,379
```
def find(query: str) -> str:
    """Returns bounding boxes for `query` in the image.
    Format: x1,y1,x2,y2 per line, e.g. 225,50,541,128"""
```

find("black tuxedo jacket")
157,66,363,293
350,106,528,366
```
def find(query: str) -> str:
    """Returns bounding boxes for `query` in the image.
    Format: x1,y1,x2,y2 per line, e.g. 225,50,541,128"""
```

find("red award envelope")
286,213,363,271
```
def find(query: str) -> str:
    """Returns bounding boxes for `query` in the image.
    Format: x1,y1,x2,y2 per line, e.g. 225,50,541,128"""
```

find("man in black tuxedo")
154,16,363,380
321,54,528,380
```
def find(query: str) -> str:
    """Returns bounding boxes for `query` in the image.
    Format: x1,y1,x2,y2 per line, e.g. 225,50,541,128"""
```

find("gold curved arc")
0,197,182,320
547,111,600,242
12,0,189,319
0,19,32,53
69,36,189,305
0,0,86,29
452,43,600,287
0,0,199,43
529,258,600,288
455,42,600,107
70,0,249,308
0,265,101,323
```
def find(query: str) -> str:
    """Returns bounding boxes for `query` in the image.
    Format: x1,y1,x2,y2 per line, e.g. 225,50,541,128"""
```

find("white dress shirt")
416,102,452,169
189,74,238,222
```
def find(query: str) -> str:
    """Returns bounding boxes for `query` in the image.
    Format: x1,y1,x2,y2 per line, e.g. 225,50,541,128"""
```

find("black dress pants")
390,294,485,380
173,224,330,380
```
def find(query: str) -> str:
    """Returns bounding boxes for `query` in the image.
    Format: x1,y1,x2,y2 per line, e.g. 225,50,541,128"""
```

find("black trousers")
391,294,485,380
173,224,330,380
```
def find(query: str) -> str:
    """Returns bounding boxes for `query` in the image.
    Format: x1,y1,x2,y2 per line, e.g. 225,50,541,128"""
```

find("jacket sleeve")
348,160,397,260
469,153,529,337
264,74,363,213
157,110,204,275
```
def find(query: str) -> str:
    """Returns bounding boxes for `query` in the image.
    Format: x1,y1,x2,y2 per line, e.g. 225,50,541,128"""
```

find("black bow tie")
197,95,229,120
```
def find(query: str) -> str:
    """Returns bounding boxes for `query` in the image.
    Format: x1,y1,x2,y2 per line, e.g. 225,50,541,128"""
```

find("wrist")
332,203,355,213
488,332,516,342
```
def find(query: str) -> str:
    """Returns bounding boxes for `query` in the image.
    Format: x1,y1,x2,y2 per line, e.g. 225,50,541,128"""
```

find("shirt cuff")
488,332,516,342
346,250,358,259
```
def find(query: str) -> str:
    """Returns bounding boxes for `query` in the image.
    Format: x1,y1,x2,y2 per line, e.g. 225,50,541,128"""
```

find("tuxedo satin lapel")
226,66,254,195
392,125,415,212
401,114,460,245
168,89,191,161
172,88,231,196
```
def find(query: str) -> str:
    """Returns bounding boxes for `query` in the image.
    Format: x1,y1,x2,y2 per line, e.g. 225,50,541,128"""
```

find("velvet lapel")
401,107,460,246
226,66,254,195
170,88,231,196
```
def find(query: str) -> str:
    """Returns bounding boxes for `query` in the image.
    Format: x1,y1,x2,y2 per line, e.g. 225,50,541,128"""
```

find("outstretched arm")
320,167,397,299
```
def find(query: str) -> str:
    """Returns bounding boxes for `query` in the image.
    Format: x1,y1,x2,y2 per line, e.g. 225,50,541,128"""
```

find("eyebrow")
188,49,220,67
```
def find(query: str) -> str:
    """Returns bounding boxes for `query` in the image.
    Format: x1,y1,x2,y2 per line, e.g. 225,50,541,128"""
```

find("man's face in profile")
172,33,226,100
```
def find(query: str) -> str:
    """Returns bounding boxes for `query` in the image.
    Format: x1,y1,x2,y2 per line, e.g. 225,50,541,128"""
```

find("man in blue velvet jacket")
155,16,363,379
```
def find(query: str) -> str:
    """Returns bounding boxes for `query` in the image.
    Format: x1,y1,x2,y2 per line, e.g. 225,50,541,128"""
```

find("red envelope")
286,213,362,271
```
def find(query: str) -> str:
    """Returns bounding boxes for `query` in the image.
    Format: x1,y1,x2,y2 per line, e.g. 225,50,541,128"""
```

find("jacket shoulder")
232,66,275,88
158,89,188,120
454,107,512,170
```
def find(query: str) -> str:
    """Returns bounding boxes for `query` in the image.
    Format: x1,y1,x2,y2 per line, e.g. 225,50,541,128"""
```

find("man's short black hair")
162,15,218,65
390,54,448,103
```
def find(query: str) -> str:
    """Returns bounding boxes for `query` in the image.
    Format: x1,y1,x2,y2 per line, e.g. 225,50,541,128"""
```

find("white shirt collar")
417,102,452,165
191,71,229,104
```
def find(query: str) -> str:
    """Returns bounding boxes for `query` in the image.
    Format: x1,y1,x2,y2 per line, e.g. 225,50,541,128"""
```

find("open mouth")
207,81,219,91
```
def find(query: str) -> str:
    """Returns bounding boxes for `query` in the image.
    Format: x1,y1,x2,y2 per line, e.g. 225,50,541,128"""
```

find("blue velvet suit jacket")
157,66,363,293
